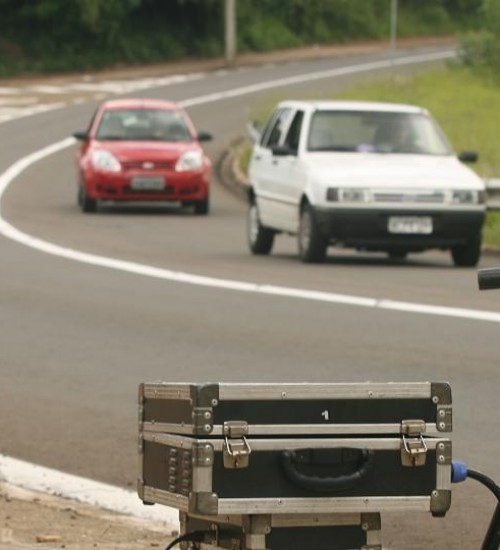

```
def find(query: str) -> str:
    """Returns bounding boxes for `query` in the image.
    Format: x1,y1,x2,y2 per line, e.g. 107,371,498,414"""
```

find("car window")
284,110,304,153
307,110,453,155
260,108,282,147
96,109,193,142
262,108,291,149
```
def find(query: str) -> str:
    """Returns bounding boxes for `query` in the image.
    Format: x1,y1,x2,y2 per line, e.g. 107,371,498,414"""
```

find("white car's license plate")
388,216,433,235
131,176,165,190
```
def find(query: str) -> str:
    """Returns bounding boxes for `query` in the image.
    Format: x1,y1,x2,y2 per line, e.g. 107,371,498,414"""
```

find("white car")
247,100,486,266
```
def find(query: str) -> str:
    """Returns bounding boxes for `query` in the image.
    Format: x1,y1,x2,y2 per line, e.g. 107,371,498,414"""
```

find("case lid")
139,381,452,436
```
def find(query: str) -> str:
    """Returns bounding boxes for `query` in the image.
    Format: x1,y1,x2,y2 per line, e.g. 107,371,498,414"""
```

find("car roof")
278,100,427,114
99,98,182,111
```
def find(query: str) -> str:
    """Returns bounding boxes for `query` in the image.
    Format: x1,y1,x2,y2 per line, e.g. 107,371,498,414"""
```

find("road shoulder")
0,482,175,549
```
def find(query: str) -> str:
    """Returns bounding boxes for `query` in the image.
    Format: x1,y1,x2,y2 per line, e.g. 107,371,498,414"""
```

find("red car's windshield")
96,108,193,142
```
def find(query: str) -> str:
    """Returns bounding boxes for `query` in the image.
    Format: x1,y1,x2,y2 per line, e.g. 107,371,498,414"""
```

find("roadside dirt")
0,36,457,125
0,36,454,87
2,479,497,549
0,483,174,550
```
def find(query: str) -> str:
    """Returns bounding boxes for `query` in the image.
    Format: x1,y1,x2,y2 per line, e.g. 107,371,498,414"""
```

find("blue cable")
451,460,499,550
451,460,468,484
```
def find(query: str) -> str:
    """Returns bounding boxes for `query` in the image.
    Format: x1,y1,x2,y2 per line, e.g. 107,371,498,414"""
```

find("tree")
77,0,142,34
483,0,500,33
458,0,500,77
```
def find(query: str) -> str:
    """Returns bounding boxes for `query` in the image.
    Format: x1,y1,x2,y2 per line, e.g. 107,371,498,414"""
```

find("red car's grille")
122,160,175,171
123,186,175,195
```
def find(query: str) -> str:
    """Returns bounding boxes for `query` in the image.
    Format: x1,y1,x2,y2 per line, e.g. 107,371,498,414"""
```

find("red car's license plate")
130,176,165,190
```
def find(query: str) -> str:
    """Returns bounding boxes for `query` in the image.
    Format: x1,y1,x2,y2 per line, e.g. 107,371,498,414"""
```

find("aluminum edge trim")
271,513,362,527
142,422,194,434
436,463,452,490
209,437,404,452
142,486,189,511
143,383,192,400
142,432,195,449
218,382,431,400
210,423,441,436
216,496,431,515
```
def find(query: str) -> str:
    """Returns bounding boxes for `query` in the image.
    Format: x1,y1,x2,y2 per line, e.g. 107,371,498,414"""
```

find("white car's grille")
373,191,445,204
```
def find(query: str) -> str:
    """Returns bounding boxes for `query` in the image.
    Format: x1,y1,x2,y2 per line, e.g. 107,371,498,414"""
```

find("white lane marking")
64,73,205,94
2,49,500,325
0,97,38,106
0,50,451,126
0,73,207,125
27,85,68,94
0,454,178,528
1,137,499,323
0,87,21,94
0,103,65,124
181,50,456,107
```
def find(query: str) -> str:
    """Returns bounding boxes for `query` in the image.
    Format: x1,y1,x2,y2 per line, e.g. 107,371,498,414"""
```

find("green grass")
243,65,500,247
239,145,253,177
334,66,500,178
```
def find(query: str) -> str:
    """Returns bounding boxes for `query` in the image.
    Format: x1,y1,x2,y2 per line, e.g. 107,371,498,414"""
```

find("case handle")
281,447,374,493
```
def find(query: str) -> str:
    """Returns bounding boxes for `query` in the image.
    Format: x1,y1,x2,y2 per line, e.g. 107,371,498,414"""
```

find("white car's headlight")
90,150,121,172
451,190,485,204
175,150,203,172
327,187,372,203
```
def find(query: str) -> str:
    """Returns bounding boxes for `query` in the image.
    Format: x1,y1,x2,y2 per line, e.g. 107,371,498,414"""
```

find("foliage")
458,0,500,78
0,0,487,76
237,3,302,51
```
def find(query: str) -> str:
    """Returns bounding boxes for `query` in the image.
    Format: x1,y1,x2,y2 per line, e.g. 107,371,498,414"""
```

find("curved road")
0,45,498,547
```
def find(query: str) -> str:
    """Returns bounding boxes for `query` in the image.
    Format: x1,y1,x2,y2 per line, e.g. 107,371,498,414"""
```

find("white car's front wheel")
248,201,275,255
451,232,482,267
298,204,328,263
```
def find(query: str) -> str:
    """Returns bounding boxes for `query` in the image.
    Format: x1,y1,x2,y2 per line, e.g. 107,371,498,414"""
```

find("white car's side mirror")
247,121,262,143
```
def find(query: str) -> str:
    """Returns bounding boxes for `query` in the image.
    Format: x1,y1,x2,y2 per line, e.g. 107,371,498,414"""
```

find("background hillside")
0,0,485,76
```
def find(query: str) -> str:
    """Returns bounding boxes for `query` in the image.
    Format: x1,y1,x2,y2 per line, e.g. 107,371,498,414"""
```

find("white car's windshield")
307,110,453,155
96,109,193,142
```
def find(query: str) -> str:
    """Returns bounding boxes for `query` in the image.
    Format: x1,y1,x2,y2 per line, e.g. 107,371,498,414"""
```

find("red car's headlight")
91,150,121,172
175,150,203,172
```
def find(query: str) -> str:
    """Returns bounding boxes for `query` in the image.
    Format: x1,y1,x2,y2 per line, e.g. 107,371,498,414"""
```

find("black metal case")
179,511,382,550
139,382,452,437
138,382,452,517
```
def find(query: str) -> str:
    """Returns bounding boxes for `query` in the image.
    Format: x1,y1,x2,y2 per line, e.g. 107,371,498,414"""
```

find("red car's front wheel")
194,194,209,215
78,182,97,213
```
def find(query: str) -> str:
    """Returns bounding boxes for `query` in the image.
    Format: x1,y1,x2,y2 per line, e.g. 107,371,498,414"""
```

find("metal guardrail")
485,179,500,211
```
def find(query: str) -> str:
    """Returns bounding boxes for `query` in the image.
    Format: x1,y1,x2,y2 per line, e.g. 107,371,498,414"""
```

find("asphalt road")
0,45,498,548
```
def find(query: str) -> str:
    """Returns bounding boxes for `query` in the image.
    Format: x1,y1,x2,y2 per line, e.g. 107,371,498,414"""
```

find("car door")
274,109,306,232
248,107,292,229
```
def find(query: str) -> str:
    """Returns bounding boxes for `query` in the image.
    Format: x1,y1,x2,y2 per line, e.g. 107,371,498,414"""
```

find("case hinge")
223,421,251,469
401,419,427,467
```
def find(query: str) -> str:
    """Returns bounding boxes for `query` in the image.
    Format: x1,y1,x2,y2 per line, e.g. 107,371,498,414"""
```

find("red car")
73,98,212,214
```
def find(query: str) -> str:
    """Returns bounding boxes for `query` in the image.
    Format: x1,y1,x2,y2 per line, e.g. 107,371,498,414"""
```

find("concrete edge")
0,36,457,86
0,454,179,533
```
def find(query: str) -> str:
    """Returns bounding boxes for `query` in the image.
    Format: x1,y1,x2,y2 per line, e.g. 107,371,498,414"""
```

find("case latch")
401,419,427,467
223,421,251,469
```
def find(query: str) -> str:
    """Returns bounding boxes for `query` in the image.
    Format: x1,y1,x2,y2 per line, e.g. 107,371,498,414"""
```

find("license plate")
388,216,433,235
130,176,165,190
